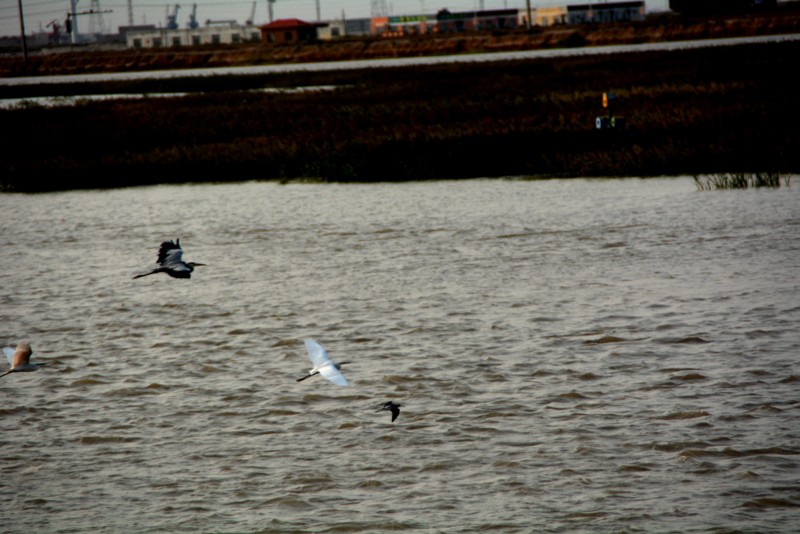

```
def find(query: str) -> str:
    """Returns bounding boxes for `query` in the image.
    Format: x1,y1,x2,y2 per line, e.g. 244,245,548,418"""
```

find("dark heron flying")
1,342,45,378
376,401,402,422
133,239,205,279
296,338,350,386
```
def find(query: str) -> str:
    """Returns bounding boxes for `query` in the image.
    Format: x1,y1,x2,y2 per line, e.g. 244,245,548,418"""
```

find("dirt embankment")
2,10,800,78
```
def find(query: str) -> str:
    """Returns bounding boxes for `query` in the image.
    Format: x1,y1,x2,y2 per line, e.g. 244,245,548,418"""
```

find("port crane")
246,1,256,25
46,19,62,43
166,4,181,30
188,3,199,29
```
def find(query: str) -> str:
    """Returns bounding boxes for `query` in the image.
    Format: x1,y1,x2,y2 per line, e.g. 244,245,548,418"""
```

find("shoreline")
2,33,798,88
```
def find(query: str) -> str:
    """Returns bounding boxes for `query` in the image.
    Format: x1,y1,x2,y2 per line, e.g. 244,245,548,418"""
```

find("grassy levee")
1,40,798,191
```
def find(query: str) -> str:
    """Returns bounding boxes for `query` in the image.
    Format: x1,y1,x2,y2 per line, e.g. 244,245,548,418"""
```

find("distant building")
345,18,373,37
317,20,345,40
119,25,157,45
123,0,648,49
533,7,568,27
371,14,436,36
434,9,520,33
566,2,646,25
317,17,373,39
669,0,777,14
370,3,645,37
126,23,260,48
260,19,327,44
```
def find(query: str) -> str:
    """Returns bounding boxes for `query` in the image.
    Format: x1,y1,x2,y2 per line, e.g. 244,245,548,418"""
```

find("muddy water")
1,177,798,533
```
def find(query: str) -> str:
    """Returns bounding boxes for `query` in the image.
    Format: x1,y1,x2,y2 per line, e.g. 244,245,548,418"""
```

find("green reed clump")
694,172,789,190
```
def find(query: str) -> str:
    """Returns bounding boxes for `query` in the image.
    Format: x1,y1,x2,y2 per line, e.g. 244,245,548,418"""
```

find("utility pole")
316,0,321,21
89,0,107,35
67,5,113,44
525,0,532,30
70,0,79,44
371,0,388,17
17,0,28,61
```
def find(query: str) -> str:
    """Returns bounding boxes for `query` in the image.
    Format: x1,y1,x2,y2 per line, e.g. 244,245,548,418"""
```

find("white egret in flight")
133,238,205,279
376,401,402,422
297,338,350,386
1,342,45,378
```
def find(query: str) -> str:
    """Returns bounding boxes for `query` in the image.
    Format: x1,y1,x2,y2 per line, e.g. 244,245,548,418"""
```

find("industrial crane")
188,3,199,29
166,4,181,30
246,1,256,25
46,19,62,43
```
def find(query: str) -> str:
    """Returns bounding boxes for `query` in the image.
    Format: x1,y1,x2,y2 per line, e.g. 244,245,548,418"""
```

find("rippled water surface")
1,178,798,533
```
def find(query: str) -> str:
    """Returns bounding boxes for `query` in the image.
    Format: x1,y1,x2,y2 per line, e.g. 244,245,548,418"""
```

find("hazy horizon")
1,0,671,40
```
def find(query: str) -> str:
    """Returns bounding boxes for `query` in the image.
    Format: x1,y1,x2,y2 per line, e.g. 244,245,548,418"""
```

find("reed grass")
1,40,799,191
694,172,790,190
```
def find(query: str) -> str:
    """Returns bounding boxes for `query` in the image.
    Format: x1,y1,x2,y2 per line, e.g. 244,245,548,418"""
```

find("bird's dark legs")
132,269,160,279
296,371,319,382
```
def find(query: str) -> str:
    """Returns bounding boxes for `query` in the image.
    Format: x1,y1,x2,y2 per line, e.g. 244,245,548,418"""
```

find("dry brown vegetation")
1,37,798,191
1,9,799,191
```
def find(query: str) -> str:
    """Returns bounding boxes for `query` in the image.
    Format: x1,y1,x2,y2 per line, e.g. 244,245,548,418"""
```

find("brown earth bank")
2,9,800,77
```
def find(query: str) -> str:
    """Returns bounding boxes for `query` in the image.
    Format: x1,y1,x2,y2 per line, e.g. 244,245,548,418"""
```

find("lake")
1,177,798,533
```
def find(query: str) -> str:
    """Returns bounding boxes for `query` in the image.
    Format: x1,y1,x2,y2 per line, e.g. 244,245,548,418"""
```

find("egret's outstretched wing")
304,338,330,367
318,364,349,386
2,347,13,366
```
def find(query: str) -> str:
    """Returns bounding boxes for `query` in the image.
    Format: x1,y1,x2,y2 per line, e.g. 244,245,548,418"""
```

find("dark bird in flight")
376,401,402,422
1,342,45,378
133,239,205,279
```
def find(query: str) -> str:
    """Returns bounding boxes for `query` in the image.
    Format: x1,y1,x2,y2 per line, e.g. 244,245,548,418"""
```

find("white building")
317,18,372,40
126,22,261,48
566,1,646,25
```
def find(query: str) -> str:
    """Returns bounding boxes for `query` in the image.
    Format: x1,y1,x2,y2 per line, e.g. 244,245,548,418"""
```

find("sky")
1,0,671,39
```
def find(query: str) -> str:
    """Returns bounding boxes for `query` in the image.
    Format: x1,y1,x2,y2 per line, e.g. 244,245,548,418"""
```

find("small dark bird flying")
376,401,402,422
133,239,205,279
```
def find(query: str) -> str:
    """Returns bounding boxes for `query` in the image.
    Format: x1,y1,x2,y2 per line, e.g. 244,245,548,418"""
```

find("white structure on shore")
126,22,260,48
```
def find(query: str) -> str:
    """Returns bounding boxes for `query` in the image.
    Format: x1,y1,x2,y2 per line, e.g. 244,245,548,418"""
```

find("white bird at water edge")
297,338,350,386
133,238,205,279
1,342,45,378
